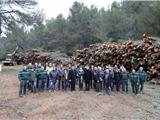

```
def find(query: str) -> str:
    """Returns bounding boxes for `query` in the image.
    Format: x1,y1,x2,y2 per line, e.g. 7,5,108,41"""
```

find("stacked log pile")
15,49,71,65
73,41,160,80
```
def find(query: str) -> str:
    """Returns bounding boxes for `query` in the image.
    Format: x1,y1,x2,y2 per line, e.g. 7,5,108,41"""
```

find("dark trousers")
46,75,50,89
93,80,97,90
122,80,128,92
30,81,36,93
131,83,139,94
96,81,101,92
62,80,67,91
115,80,120,92
58,76,61,90
79,78,83,90
106,82,112,95
71,80,75,91
139,82,144,92
19,80,27,96
90,79,93,89
85,80,90,91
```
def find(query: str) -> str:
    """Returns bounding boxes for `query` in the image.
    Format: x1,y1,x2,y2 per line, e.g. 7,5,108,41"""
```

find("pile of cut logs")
73,41,160,80
15,49,71,65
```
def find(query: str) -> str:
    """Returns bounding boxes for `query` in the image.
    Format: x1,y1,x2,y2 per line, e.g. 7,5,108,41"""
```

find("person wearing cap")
83,66,92,91
38,66,47,91
129,69,139,95
18,65,30,97
68,66,77,91
121,67,129,93
137,67,147,93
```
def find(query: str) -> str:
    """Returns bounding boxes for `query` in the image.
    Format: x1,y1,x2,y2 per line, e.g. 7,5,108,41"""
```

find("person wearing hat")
18,65,30,97
83,66,92,91
129,69,139,95
137,67,147,93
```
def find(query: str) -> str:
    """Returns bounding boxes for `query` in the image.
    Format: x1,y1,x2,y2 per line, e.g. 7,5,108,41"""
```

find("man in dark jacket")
68,66,77,91
113,66,121,92
83,66,92,91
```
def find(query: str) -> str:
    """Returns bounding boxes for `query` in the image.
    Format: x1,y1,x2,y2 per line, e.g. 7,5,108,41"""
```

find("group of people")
18,63,147,97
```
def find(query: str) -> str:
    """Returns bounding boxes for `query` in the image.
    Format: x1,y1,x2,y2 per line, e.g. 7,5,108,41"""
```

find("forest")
0,0,160,59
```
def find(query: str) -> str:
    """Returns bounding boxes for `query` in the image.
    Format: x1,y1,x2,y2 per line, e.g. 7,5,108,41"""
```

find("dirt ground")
0,66,160,120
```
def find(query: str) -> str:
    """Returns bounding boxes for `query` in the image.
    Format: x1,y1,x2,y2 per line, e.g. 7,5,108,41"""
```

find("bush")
0,52,7,61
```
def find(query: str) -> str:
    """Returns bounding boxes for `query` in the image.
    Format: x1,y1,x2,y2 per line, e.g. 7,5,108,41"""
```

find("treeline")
0,1,160,57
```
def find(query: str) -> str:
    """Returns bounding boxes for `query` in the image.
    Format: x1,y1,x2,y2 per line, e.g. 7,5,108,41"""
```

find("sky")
37,0,122,19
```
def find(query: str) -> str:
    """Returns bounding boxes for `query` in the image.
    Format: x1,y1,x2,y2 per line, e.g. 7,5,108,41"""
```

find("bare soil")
0,66,160,120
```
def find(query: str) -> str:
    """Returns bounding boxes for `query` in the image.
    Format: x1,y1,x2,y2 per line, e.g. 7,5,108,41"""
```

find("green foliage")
1,1,160,56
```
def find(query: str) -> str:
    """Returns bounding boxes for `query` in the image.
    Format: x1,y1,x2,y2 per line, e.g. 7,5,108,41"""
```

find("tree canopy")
0,1,160,59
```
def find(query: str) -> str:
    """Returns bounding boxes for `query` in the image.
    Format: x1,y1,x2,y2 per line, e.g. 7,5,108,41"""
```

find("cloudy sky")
37,0,122,19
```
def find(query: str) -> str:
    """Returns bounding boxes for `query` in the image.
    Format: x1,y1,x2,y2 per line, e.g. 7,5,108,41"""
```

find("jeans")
62,79,67,91
122,79,128,92
19,80,27,96
131,83,139,94
139,82,144,92
49,80,56,91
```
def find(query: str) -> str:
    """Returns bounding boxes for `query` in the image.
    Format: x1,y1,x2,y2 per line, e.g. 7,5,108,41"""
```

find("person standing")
113,66,121,92
58,64,64,90
83,66,92,91
38,66,47,91
49,66,59,92
18,65,30,97
138,67,147,93
29,67,37,93
61,68,68,91
93,67,99,91
130,69,139,95
68,66,77,91
77,67,84,90
46,63,53,89
104,69,113,95
121,68,129,93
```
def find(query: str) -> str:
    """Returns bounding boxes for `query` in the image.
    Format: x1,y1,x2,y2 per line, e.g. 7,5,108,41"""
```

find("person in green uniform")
137,67,147,93
18,65,30,97
38,66,47,91
129,69,139,95
35,63,41,90
30,67,37,93
121,68,129,93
